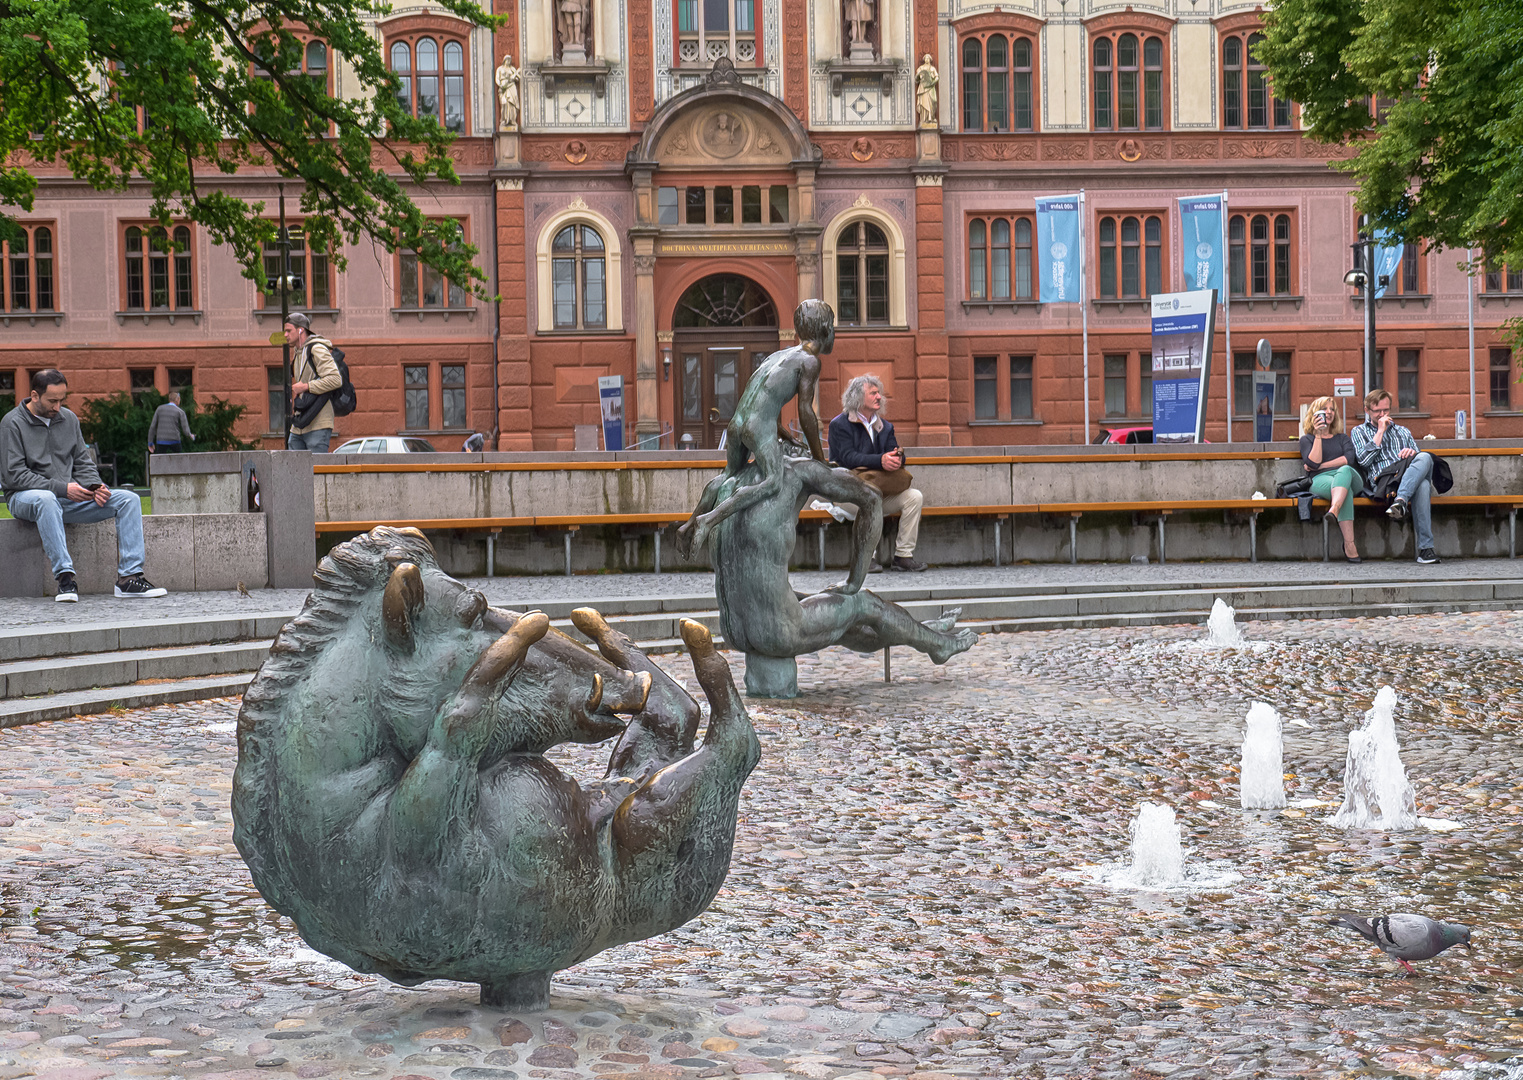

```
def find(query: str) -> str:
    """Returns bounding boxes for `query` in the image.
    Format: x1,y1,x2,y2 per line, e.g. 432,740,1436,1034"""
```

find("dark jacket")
0,403,102,498
1299,432,1361,477
827,411,901,470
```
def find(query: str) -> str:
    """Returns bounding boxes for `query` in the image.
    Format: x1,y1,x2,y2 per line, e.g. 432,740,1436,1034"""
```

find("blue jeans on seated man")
287,428,331,452
8,488,147,579
1395,451,1436,551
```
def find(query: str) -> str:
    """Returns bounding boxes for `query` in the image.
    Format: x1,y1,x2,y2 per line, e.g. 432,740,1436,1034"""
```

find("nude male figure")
676,298,832,560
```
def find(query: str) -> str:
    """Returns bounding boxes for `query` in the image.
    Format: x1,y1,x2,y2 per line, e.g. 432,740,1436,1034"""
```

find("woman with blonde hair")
1300,394,1363,562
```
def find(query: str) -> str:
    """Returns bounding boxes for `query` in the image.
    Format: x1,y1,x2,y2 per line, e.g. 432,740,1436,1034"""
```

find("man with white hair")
827,374,926,572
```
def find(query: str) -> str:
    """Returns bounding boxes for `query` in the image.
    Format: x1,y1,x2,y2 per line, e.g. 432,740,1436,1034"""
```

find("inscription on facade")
657,240,794,256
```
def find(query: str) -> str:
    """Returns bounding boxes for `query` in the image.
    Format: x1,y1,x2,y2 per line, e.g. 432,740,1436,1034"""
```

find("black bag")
1297,493,1315,521
1368,458,1410,502
1431,453,1453,493
291,343,357,426
1274,475,1313,499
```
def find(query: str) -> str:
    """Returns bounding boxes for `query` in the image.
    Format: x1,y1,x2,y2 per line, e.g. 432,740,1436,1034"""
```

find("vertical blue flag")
1177,195,1224,293
1034,195,1081,303
1371,230,1404,299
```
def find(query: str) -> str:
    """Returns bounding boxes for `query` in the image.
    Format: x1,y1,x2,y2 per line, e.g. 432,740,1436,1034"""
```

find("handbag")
1274,475,1313,499
853,466,914,497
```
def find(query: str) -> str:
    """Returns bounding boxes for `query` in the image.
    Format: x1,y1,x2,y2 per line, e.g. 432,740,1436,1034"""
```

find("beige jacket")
292,337,342,435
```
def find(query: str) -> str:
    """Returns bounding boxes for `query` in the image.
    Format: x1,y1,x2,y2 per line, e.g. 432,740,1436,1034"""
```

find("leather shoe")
868,557,884,573
890,555,928,572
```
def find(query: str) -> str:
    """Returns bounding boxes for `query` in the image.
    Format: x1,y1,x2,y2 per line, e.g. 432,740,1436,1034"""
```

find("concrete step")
0,641,274,700
0,612,295,663
0,673,255,728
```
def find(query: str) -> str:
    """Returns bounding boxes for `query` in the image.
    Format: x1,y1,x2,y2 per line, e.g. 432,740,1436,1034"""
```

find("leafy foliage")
0,0,498,295
79,390,252,487
1258,0,1523,269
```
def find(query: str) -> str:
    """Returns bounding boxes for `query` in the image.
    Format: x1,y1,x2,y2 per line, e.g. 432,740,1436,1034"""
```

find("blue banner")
1371,230,1404,299
1177,195,1225,293
1034,195,1081,303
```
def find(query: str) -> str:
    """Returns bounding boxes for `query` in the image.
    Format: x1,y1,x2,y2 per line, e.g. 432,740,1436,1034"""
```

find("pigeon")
1331,912,1473,975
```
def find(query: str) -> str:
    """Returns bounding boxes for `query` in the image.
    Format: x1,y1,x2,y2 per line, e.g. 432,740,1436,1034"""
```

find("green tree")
1257,0,1523,272
0,0,498,294
79,390,251,487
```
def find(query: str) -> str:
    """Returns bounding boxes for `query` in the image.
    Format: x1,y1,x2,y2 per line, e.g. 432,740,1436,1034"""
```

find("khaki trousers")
838,485,924,557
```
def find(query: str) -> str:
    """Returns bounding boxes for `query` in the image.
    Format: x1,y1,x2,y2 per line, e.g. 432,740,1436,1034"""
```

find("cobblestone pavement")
2,611,1522,1079
4,558,1521,632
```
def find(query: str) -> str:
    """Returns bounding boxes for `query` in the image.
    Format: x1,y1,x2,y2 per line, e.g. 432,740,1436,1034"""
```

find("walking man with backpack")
285,312,342,452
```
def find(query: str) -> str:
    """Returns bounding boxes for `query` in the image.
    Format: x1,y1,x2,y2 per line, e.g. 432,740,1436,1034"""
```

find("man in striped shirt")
1350,388,1438,564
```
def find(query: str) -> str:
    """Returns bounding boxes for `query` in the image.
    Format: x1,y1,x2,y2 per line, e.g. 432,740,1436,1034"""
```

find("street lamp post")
1344,235,1382,398
278,184,293,449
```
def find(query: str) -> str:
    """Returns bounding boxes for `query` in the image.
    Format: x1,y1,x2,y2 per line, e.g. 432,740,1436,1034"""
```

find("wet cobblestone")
1,610,1522,1078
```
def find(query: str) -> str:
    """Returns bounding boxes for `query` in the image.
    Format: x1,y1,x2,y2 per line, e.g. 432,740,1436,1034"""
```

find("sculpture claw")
465,611,550,695
680,619,715,657
586,673,603,713
382,562,425,653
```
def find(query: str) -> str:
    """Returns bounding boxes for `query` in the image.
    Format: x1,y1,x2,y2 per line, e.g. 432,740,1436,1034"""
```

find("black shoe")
54,572,78,603
1386,497,1408,521
868,558,884,573
114,574,167,598
1416,548,1439,564
890,556,928,572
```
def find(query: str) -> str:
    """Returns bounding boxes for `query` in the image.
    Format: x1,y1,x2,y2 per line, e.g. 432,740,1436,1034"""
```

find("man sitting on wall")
827,374,926,572
1350,387,1442,565
1,369,167,601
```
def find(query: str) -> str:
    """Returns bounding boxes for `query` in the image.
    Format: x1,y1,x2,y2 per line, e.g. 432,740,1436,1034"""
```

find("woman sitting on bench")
1300,394,1363,564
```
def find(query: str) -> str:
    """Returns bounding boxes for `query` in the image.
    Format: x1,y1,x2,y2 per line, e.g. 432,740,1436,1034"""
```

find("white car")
331,436,439,454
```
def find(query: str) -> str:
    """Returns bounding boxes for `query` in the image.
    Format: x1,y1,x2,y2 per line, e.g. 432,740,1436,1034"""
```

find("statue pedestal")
481,970,550,1011
744,653,798,699
561,44,587,66
496,132,521,167
917,129,941,163
848,41,875,63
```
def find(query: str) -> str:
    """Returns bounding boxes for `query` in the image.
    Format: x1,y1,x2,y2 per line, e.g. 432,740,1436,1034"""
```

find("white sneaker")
114,574,168,598
54,572,79,602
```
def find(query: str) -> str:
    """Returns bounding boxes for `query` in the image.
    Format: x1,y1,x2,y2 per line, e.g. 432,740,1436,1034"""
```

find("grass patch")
0,492,151,519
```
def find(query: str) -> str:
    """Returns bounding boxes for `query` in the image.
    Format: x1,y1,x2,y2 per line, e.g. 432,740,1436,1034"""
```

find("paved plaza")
2,602,1522,1079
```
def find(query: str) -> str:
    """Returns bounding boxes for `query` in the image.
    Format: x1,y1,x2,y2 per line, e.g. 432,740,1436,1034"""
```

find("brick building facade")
2,0,1518,450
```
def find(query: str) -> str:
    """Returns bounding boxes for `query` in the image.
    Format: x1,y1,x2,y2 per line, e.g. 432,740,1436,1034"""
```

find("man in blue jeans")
1,369,167,601
1350,388,1439,565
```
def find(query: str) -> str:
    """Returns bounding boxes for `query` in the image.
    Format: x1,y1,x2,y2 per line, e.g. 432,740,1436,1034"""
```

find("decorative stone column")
633,247,659,443
495,176,533,449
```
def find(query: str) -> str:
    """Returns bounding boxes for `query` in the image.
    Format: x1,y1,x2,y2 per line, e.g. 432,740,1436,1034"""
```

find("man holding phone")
1,369,167,601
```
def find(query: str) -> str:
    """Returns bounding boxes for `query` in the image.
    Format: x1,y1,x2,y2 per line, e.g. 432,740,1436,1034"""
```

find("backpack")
327,346,357,417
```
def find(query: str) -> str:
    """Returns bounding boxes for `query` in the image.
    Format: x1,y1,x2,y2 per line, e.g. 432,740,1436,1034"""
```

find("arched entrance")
672,274,779,449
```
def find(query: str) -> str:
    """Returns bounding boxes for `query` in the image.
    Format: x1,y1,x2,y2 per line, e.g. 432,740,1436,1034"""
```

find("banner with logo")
1177,195,1225,293
598,375,624,451
1034,195,1082,303
1371,229,1404,299
1150,290,1218,444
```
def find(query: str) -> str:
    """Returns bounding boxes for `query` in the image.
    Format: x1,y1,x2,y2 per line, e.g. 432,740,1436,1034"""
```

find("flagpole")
1080,189,1089,442
1467,247,1476,438
1222,190,1232,444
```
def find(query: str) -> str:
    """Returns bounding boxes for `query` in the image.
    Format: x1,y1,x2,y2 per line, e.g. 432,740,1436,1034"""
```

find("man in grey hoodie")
1,369,167,601
147,392,196,454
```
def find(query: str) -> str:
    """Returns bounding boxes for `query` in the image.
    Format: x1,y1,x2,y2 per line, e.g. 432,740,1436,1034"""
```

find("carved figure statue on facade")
915,54,939,128
559,0,589,62
495,53,521,131
845,0,875,60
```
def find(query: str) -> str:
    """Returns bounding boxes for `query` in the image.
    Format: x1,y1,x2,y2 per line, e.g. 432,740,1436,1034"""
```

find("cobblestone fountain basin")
1,611,1521,1078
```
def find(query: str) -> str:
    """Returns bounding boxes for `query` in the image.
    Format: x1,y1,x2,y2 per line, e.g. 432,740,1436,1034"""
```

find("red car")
1093,426,1154,445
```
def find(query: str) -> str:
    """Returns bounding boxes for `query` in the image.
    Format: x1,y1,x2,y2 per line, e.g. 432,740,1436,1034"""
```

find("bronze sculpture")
681,300,977,698
232,527,760,1010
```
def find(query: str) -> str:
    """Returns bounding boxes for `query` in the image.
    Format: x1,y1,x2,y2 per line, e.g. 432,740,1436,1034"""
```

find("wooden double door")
674,329,779,449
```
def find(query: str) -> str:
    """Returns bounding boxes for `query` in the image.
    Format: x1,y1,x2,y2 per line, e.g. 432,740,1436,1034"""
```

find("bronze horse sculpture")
232,527,760,1009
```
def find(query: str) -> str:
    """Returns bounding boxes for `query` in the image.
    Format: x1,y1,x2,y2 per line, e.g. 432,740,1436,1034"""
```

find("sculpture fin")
382,562,425,654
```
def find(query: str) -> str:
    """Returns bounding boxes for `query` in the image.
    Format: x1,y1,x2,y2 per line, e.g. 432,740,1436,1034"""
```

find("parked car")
331,436,438,454
1093,426,1154,445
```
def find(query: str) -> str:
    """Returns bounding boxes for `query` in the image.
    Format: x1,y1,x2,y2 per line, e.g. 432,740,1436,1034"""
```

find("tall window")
441,364,467,429
1380,349,1420,412
961,34,1033,132
260,225,332,310
677,0,759,66
1228,213,1293,296
2,224,56,314
1104,354,1127,417
974,356,997,420
1097,214,1163,299
1222,32,1290,129
124,224,194,311
399,220,470,310
967,215,1034,301
390,36,467,132
1093,32,1164,130
1138,354,1152,418
1483,253,1521,293
404,364,430,429
1232,350,1291,416
836,221,889,326
969,354,1034,421
1491,347,1515,410
551,225,607,330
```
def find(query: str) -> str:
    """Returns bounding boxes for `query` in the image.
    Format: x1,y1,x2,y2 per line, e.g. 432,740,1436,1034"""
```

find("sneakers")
890,555,928,572
1386,497,1409,521
114,573,168,598
1416,548,1440,565
54,572,78,603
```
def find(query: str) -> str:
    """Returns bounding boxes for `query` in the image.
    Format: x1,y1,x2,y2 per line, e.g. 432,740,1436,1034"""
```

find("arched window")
551,225,607,330
1222,31,1290,129
1092,31,1165,130
836,221,889,326
967,215,1035,302
1229,212,1295,296
961,33,1036,132
389,35,468,132
1097,214,1163,299
123,224,194,311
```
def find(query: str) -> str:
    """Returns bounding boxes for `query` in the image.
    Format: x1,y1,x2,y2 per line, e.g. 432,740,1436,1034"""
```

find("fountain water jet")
1204,598,1248,648
1126,801,1184,886
1330,686,1416,830
1240,702,1287,810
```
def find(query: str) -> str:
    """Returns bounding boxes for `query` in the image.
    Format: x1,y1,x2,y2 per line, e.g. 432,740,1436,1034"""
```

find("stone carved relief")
699,111,748,159
1042,141,1090,161
1226,139,1296,159
1172,140,1220,159
960,141,1036,162
522,136,632,164
653,104,791,167
817,135,913,160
